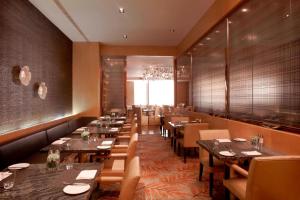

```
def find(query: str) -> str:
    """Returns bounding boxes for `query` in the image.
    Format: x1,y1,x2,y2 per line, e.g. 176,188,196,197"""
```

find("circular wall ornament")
19,66,32,86
38,82,48,100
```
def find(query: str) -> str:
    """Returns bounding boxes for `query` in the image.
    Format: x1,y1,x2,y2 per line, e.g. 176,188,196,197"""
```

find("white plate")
8,163,30,170
97,145,111,149
63,183,90,195
60,137,71,141
219,151,235,157
233,138,247,142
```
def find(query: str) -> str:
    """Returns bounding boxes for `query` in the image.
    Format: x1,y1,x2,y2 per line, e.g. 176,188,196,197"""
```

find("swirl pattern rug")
100,126,224,200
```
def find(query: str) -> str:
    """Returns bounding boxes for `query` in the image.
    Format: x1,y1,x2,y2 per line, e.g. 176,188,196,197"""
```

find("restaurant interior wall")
0,0,72,135
191,0,300,131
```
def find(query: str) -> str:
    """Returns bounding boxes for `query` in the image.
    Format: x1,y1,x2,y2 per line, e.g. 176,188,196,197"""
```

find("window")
133,80,174,106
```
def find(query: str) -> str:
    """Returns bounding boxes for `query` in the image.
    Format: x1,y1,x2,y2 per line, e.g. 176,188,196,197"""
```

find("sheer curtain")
133,80,174,106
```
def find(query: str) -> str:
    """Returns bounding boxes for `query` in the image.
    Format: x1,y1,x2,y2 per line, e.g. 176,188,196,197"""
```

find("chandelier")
142,65,173,80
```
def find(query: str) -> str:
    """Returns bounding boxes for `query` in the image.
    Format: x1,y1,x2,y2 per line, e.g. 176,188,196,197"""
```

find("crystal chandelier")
142,65,173,80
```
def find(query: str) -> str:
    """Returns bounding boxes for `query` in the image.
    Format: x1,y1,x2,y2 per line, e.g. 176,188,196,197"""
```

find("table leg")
224,164,230,200
173,128,177,152
209,153,214,197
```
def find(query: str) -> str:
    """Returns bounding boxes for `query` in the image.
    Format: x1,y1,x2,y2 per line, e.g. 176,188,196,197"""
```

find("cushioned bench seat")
0,130,48,169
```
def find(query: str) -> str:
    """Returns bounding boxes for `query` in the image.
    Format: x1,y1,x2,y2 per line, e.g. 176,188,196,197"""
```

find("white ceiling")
29,0,215,46
127,56,173,78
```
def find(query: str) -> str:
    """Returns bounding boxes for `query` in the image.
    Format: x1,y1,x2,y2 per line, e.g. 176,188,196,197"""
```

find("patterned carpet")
100,126,225,200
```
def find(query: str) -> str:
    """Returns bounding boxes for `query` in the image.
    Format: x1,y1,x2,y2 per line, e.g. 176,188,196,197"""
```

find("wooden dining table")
196,139,281,196
41,138,115,162
0,163,100,200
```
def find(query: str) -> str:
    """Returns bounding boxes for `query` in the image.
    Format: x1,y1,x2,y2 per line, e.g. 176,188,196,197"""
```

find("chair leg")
199,162,204,181
184,148,187,163
209,172,214,196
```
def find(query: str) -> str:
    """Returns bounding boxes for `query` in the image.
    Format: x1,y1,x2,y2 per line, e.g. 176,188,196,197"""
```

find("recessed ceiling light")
170,29,175,33
206,37,211,41
215,30,220,33
198,43,204,46
123,34,128,39
228,20,233,24
241,8,248,12
119,8,125,13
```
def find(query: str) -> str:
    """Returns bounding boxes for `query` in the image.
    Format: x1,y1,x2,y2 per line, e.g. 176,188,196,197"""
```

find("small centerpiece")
81,128,90,141
47,149,60,170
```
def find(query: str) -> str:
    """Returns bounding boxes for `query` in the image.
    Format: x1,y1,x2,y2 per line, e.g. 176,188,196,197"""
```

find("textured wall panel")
0,0,72,134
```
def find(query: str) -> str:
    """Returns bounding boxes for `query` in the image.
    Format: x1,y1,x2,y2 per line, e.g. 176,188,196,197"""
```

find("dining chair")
198,129,231,196
223,156,300,200
119,156,141,200
97,133,138,180
177,123,209,163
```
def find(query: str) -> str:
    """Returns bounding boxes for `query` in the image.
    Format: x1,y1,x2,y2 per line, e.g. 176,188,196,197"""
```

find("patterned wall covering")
192,0,300,129
102,57,126,113
0,0,72,134
192,21,226,115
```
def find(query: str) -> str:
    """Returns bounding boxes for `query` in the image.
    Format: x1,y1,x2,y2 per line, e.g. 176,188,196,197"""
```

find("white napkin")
102,141,113,145
0,172,12,181
110,128,118,132
216,139,231,143
116,121,123,124
90,120,98,124
241,151,262,156
76,170,97,180
52,140,66,145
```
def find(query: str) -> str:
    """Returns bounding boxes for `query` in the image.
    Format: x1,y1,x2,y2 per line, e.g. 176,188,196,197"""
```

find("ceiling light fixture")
119,8,125,13
206,37,211,41
241,8,248,12
170,29,175,33
123,34,128,39
215,30,220,33
198,43,204,46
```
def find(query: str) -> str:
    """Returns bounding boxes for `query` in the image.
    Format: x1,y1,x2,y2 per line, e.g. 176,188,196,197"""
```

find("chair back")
183,123,209,147
198,129,230,161
119,156,141,200
246,156,300,200
126,133,138,165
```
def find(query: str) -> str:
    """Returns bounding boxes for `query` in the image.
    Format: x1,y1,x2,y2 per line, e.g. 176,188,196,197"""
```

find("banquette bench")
0,117,96,169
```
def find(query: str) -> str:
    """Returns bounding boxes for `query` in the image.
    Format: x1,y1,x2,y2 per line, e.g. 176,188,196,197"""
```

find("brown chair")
223,156,300,200
97,133,138,181
199,129,231,196
177,123,209,163
119,156,141,200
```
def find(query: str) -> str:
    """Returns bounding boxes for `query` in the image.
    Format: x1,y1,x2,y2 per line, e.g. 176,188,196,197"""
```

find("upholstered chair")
119,156,141,200
177,123,209,163
198,129,231,196
223,156,300,200
98,133,138,180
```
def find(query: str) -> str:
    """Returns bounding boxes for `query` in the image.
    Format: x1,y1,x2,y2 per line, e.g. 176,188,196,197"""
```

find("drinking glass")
3,170,16,190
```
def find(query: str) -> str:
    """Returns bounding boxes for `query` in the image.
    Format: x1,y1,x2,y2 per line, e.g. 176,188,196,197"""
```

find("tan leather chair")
199,129,230,196
119,156,141,200
177,123,209,163
98,133,138,181
223,156,300,200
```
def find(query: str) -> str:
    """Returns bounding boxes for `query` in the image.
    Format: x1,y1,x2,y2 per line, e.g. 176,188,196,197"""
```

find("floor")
100,126,224,200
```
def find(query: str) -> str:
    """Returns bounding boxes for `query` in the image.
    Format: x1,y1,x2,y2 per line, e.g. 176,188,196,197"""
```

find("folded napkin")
110,128,119,132
90,120,98,124
116,121,123,124
120,117,126,119
52,140,66,145
76,170,97,180
216,139,231,143
0,172,12,181
102,141,113,145
241,151,262,156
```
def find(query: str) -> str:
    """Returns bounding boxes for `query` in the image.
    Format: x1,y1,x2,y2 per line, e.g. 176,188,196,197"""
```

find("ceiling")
29,0,215,46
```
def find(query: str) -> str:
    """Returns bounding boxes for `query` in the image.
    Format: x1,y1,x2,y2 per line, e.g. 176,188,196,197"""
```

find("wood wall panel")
73,42,101,117
0,0,72,135
101,45,176,56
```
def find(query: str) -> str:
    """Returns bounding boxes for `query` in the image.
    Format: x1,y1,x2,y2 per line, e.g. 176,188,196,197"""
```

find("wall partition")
191,0,300,131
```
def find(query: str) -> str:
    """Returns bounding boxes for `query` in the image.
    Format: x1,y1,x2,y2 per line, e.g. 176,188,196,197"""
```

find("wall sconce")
19,66,31,86
38,82,48,100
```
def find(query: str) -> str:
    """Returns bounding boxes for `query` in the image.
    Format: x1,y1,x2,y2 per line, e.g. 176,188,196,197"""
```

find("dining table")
41,138,115,162
0,163,101,200
196,139,281,196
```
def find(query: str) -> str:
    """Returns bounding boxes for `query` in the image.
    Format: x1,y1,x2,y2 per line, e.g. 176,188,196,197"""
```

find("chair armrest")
231,164,249,177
